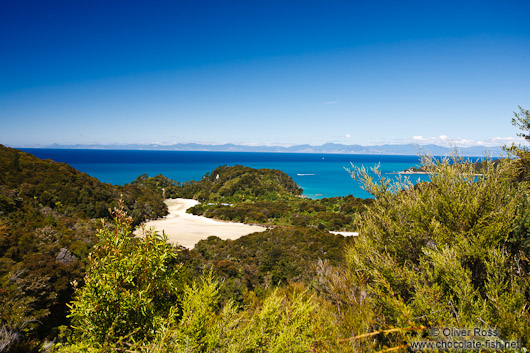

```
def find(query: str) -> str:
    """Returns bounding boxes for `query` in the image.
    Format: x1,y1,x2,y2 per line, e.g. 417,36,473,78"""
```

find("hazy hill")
29,142,503,156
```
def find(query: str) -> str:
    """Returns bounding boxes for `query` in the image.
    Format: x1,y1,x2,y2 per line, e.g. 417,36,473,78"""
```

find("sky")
1,0,530,147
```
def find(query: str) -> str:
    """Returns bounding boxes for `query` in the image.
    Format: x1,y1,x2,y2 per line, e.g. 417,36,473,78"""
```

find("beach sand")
330,231,359,237
136,198,267,249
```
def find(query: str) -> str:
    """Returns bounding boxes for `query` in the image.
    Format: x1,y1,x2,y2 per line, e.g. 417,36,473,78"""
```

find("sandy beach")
330,231,359,237
137,198,267,249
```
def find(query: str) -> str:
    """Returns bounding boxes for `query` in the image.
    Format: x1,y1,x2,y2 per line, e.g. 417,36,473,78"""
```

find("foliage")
326,154,530,350
0,145,170,352
402,158,503,174
174,165,303,202
150,283,326,353
129,173,180,199
0,206,96,352
57,207,329,352
65,203,185,347
135,165,372,233
504,106,530,185
510,106,530,141
0,145,167,225
172,165,371,232
6,110,530,351
190,195,371,231
194,226,351,303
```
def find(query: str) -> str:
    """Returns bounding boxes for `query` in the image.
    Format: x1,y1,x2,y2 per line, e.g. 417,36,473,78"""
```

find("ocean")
21,149,458,199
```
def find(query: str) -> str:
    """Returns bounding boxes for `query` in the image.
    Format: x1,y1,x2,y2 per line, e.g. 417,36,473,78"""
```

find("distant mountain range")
36,143,503,156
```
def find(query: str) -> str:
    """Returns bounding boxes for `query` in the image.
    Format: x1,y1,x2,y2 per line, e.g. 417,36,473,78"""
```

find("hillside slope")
0,145,170,351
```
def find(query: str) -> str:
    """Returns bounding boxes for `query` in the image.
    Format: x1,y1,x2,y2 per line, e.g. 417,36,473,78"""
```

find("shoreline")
136,198,267,249
137,199,359,248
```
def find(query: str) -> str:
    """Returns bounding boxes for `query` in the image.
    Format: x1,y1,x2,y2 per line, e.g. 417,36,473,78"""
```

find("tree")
64,203,185,347
511,106,530,141
505,106,530,183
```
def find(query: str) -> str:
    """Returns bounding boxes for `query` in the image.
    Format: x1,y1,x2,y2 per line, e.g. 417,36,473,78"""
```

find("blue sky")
1,0,529,147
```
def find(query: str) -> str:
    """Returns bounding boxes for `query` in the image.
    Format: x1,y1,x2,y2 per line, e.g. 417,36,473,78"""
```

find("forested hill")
173,165,303,202
0,144,167,224
0,145,169,349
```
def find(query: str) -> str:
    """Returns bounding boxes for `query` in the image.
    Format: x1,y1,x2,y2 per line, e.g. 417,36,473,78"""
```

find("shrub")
64,202,185,348
332,155,530,349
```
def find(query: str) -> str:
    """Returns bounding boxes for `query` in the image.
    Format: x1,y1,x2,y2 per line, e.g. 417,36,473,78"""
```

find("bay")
21,149,452,199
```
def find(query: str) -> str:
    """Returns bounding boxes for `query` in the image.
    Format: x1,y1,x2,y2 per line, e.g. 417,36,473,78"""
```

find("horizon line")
6,141,519,149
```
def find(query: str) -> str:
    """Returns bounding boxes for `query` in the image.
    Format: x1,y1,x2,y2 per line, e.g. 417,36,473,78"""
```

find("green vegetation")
55,118,530,351
129,173,180,199
0,145,169,352
0,146,359,352
62,204,187,347
159,164,372,231
130,164,371,231
194,226,350,303
506,106,530,184
190,195,371,231
0,145,167,224
402,157,502,174
57,205,330,352
175,165,303,202
3,107,530,351
328,155,530,350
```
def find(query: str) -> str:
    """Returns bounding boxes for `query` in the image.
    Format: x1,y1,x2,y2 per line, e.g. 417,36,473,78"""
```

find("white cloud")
324,101,337,105
345,133,351,138
406,135,529,147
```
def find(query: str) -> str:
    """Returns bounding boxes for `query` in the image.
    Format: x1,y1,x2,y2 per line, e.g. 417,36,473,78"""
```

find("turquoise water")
22,149,446,199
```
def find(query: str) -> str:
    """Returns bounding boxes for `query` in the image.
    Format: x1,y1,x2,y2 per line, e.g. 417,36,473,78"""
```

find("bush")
64,203,185,347
328,155,530,350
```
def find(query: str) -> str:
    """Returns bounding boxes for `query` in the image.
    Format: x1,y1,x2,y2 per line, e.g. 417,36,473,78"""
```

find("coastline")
330,231,359,237
137,198,359,248
136,198,267,249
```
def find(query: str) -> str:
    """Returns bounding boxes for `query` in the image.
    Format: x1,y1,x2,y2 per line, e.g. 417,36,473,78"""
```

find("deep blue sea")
21,149,462,199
